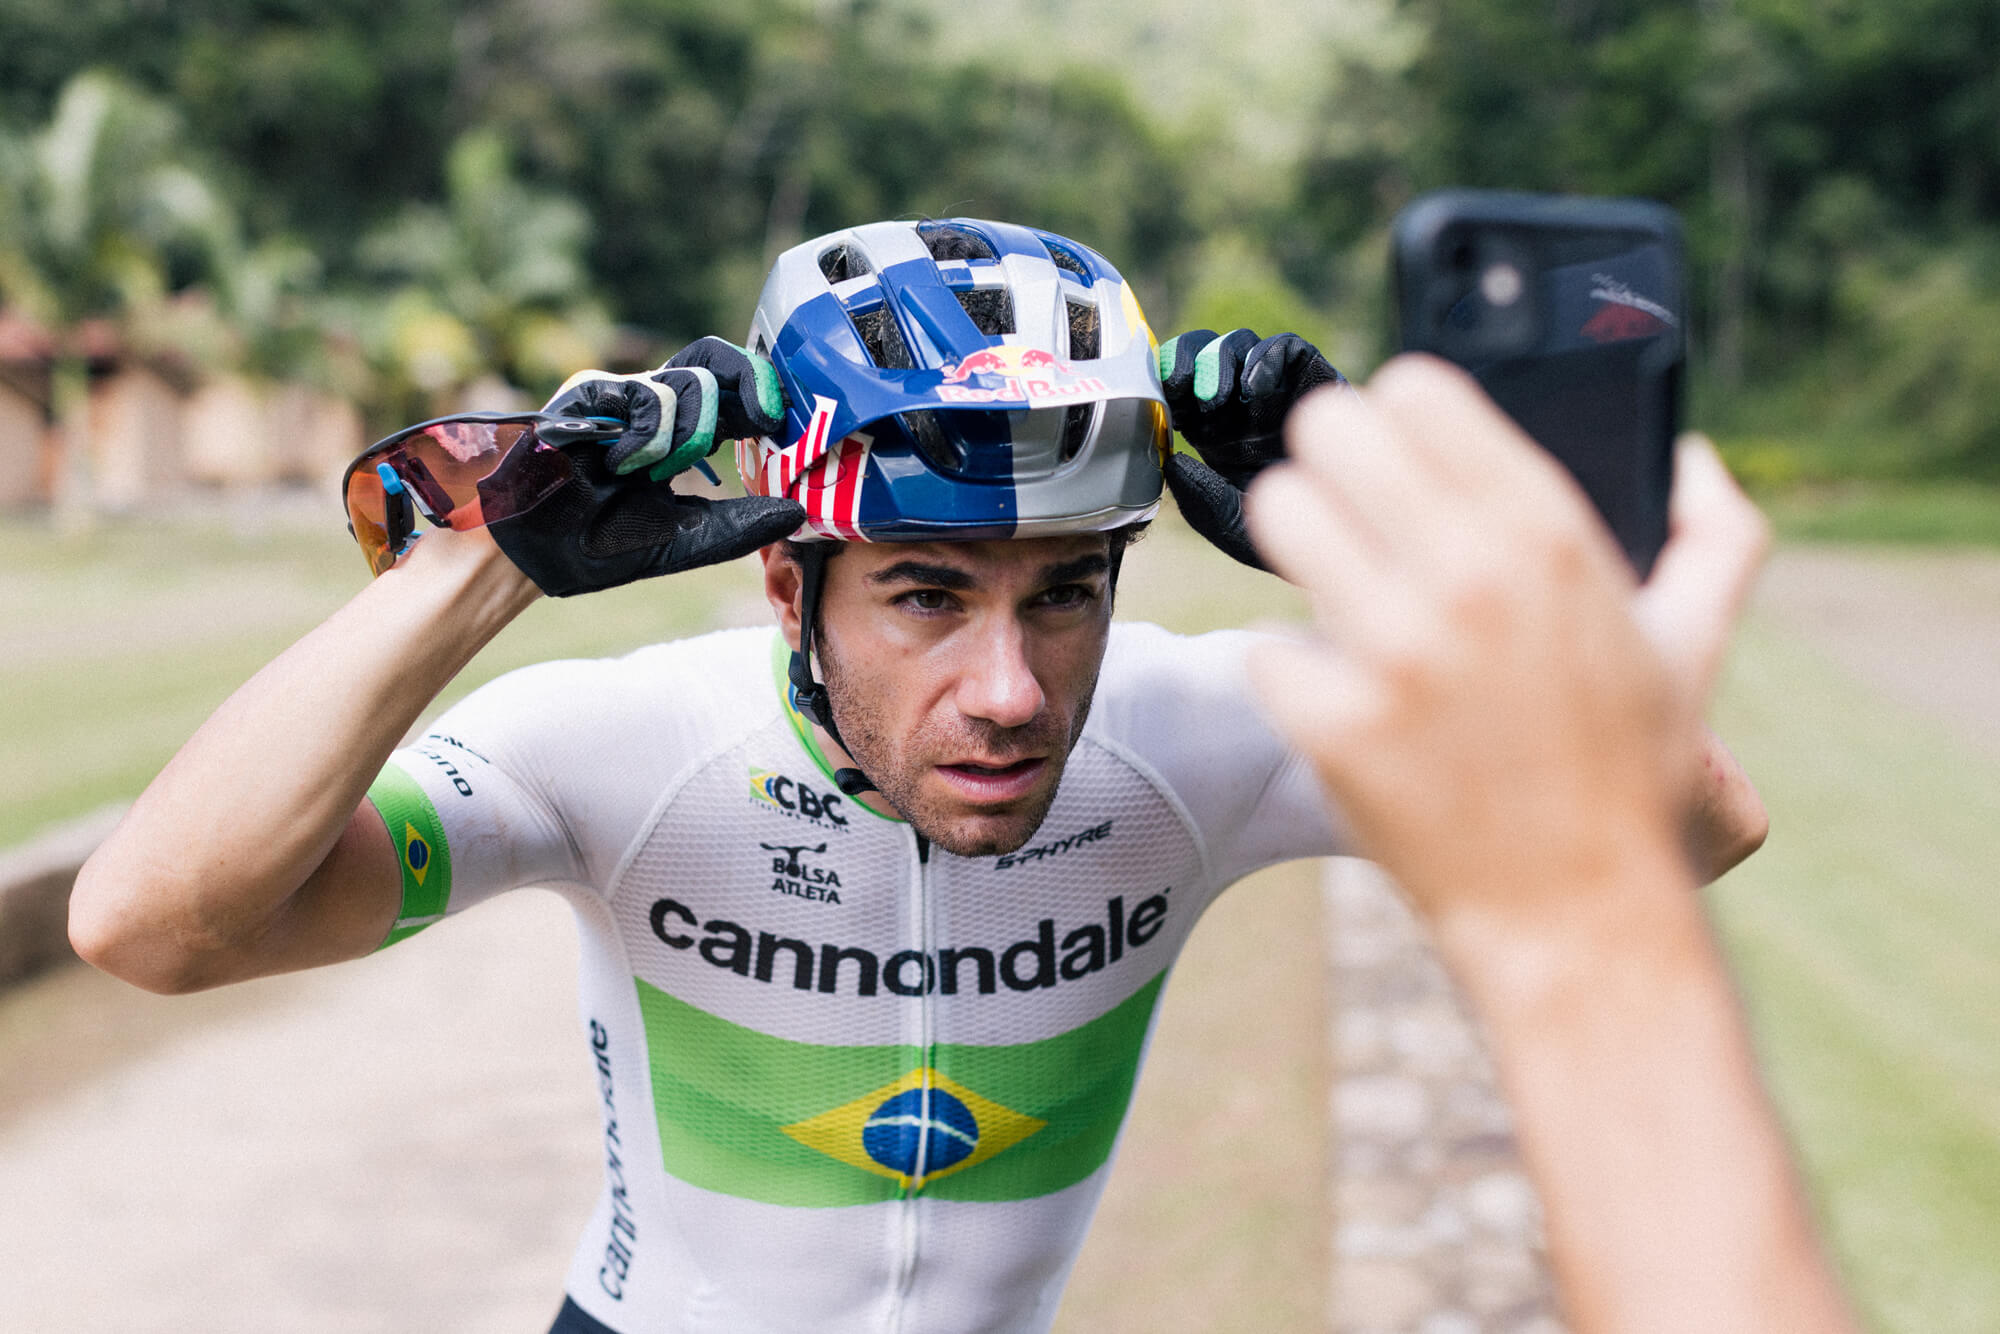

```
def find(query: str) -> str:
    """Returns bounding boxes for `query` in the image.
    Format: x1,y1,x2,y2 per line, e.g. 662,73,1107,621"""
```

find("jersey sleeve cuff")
367,762,455,950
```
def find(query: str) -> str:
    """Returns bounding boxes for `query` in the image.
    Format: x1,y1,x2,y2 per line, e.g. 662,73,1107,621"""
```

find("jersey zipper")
887,831,933,1331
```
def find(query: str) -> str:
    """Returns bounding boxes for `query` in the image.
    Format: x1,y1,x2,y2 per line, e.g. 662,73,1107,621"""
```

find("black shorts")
548,1296,622,1334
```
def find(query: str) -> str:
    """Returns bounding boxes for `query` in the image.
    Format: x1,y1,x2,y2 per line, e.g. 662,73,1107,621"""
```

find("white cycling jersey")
369,621,1341,1334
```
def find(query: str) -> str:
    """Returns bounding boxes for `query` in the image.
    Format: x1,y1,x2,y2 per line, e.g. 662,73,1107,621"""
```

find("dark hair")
780,524,1147,572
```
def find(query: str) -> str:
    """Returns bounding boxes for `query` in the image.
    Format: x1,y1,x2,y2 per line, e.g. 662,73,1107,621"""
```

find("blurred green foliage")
2,0,1999,473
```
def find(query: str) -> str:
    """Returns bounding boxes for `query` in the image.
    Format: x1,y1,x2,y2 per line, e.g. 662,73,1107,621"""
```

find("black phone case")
1392,190,1684,575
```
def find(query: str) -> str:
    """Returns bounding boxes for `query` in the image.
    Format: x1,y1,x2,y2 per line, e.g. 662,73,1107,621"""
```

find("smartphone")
1392,189,1683,575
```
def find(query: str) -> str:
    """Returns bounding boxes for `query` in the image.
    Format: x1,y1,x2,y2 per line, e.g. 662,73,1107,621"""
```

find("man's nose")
955,618,1046,730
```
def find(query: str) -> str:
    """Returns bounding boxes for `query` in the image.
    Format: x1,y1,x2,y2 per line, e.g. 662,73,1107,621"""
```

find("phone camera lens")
1480,262,1524,308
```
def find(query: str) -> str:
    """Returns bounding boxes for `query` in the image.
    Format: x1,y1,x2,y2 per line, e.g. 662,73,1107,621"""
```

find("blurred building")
0,309,366,512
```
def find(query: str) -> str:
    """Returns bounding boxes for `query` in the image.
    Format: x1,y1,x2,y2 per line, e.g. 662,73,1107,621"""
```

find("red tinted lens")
392,421,530,528
461,426,575,525
372,420,573,525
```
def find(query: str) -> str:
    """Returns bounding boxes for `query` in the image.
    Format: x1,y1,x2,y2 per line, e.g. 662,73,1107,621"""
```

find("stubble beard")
817,633,1097,858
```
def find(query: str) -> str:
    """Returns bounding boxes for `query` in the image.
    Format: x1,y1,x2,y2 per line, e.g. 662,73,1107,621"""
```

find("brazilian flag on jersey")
634,974,1165,1206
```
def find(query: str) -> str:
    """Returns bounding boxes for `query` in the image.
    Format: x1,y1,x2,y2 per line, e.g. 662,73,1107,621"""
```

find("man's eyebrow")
1039,553,1110,585
867,561,977,591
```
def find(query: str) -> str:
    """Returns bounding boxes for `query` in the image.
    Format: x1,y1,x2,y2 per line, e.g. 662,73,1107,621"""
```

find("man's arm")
71,344,802,996
69,531,539,994
1246,358,1854,1334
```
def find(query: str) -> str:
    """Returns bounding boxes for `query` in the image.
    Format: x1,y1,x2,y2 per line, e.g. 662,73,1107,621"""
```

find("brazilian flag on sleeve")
635,974,1166,1206
369,765,451,950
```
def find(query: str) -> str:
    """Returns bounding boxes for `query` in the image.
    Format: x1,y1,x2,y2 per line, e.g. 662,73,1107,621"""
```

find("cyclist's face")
766,536,1114,857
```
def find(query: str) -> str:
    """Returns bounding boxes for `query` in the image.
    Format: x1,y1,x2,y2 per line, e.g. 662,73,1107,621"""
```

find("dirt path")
0,892,602,1333
1750,546,2000,761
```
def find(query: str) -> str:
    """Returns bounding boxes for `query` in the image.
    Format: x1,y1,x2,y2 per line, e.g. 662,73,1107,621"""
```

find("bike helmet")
736,218,1169,796
735,217,1168,541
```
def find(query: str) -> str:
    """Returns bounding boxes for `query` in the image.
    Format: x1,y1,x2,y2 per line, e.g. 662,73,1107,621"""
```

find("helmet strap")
787,543,877,798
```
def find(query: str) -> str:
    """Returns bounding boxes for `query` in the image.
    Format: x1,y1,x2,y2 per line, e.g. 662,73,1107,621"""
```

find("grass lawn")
0,508,763,847
1759,481,2000,548
1710,616,2000,1332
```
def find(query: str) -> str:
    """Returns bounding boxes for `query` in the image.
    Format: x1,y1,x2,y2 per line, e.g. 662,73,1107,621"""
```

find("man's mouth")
935,757,1048,803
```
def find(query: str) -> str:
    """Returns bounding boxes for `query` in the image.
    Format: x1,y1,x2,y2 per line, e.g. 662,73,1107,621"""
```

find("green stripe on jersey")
636,971,1166,1206
367,764,452,949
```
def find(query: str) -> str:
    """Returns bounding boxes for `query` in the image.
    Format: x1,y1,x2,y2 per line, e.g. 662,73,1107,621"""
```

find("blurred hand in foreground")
1245,354,1764,936
1246,355,1857,1334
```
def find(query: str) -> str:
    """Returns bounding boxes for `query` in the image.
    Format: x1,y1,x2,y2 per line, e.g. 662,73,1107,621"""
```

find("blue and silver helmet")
737,218,1168,542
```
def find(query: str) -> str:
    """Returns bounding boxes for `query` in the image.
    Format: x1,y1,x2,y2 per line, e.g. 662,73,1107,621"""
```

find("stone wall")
1324,860,1567,1334
0,806,126,989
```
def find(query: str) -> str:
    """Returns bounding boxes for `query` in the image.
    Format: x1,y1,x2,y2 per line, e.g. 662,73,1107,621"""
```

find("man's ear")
760,545,805,652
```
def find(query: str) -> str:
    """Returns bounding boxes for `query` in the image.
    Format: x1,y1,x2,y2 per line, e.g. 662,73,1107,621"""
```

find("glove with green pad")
485,338,801,597
1158,328,1350,569
542,337,786,482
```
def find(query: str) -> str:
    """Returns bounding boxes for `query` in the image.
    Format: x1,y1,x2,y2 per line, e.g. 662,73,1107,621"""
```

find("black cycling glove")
1158,328,1349,569
483,441,803,597
487,337,801,597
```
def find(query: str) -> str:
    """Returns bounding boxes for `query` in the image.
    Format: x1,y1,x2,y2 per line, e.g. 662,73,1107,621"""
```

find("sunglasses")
340,412,623,576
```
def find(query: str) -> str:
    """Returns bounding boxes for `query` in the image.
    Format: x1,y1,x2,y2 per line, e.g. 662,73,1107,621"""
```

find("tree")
355,128,612,416
0,69,232,520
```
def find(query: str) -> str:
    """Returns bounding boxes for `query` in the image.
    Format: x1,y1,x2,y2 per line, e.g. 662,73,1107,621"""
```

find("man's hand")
1242,355,1768,935
1158,328,1350,569
1242,357,1858,1334
489,339,804,597
542,336,786,481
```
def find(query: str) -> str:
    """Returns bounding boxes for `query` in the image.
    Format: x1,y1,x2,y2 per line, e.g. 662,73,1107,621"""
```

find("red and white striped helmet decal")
760,395,839,498
800,431,873,540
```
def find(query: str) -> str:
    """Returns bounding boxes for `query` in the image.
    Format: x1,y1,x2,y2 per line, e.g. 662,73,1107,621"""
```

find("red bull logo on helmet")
937,345,1107,405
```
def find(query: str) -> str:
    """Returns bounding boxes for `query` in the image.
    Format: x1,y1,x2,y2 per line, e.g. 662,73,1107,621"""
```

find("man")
1249,361,1855,1332
70,218,1765,1334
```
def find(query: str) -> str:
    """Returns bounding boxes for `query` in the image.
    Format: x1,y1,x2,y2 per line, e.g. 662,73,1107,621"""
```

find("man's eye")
900,589,954,612
1038,584,1096,609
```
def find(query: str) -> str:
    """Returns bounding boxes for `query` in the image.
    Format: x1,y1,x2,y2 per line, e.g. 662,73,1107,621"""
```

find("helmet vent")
955,287,1015,336
851,305,915,370
1058,404,1094,462
919,222,996,262
1043,240,1090,279
1066,298,1101,360
818,245,874,284
899,410,965,472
